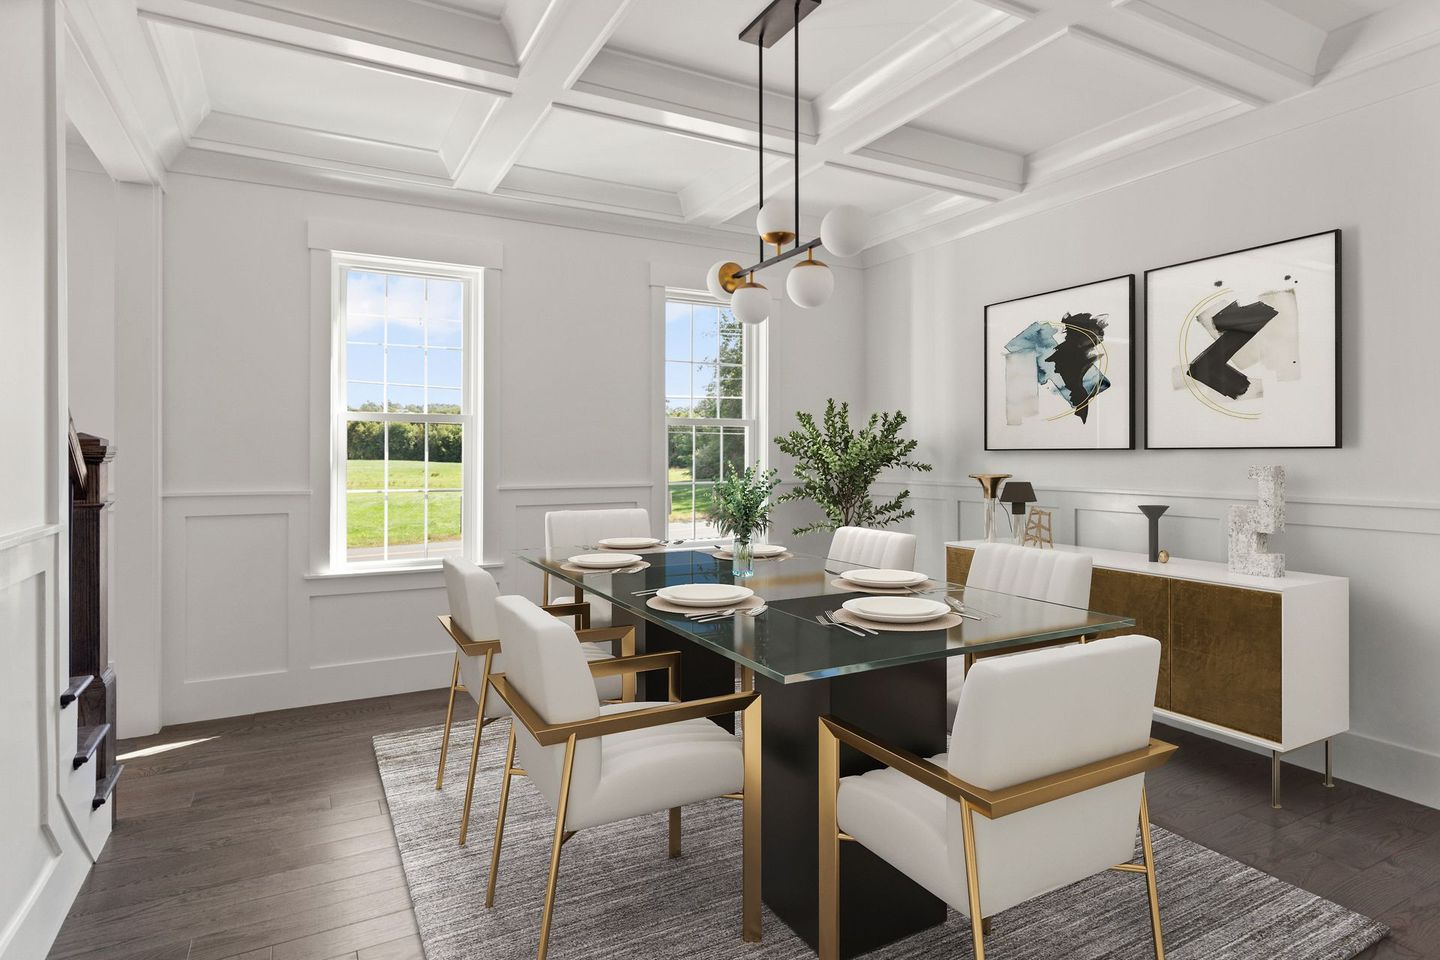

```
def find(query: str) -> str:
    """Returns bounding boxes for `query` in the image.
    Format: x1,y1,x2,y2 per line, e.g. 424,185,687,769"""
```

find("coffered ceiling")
65,0,1440,260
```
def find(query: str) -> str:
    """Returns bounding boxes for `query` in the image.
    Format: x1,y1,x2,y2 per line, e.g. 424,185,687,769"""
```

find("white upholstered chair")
437,560,632,844
485,596,762,960
544,508,653,628
827,525,917,571
947,543,1093,725
819,635,1173,960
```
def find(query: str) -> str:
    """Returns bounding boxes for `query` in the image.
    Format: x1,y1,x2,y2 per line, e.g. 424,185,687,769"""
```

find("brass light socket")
716,261,744,294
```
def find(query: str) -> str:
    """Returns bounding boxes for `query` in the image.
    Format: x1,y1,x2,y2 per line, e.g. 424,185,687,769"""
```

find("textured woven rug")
374,720,1387,960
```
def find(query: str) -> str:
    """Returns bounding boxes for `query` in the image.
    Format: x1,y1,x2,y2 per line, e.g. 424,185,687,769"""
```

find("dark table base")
631,615,947,957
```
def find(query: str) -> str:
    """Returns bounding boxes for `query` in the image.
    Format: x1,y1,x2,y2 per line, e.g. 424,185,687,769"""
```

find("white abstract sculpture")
1229,465,1285,577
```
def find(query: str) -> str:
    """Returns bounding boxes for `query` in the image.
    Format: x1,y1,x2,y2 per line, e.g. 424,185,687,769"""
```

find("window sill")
305,558,504,582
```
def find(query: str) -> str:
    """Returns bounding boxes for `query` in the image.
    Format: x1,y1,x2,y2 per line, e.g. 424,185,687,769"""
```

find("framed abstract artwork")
1145,230,1341,449
984,274,1135,450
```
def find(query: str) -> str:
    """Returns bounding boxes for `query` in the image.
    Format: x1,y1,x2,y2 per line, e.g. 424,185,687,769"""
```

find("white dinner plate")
839,568,928,588
597,537,661,549
567,552,643,569
842,596,949,624
656,584,756,608
749,543,787,557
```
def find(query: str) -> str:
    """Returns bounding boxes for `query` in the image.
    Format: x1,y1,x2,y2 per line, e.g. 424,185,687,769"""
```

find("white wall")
863,81,1440,807
66,166,116,441
1,3,113,957
155,171,865,726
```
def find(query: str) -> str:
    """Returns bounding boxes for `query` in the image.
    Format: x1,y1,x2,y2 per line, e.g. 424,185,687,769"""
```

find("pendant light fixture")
704,0,866,323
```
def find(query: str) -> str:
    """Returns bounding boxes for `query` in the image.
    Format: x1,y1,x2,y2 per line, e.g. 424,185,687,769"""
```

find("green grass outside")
346,459,461,548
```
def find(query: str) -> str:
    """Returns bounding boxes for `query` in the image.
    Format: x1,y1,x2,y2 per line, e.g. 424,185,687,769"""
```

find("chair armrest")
587,650,679,679
490,673,754,746
543,601,591,621
819,715,1176,820
576,625,631,645
437,615,500,657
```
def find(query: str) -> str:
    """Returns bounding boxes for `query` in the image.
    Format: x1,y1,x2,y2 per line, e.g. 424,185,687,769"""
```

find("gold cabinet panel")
1170,580,1282,742
946,546,974,587
1090,569,1172,710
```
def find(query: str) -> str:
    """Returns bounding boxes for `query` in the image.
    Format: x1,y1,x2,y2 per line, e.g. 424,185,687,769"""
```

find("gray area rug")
374,720,1387,960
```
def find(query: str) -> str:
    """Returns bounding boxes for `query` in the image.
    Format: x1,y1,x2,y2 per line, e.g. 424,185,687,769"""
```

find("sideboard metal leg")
1270,751,1282,809
1324,739,1335,788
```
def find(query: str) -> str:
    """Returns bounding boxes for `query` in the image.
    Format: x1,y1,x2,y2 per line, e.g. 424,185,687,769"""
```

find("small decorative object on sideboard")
1229,465,1286,577
1137,504,1169,563
999,481,1036,544
1022,508,1054,548
969,473,1012,542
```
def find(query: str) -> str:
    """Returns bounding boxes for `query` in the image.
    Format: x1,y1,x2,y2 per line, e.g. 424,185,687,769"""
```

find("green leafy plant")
707,463,781,542
773,399,932,536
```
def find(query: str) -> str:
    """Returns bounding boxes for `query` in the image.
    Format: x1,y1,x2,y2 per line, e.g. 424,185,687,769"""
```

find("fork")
816,611,866,637
943,597,984,621
828,610,878,636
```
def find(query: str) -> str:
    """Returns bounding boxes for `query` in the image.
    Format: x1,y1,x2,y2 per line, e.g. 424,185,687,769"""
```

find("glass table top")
516,545,1135,684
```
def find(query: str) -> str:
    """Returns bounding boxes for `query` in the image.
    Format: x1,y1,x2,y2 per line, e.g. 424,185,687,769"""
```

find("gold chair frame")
817,716,1176,960
485,652,762,960
434,603,635,845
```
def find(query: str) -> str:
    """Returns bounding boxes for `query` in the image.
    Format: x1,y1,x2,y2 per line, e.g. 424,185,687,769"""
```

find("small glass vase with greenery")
773,399,932,536
707,463,781,578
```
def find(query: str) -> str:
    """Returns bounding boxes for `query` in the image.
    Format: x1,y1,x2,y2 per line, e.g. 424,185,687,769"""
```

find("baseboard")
0,846,90,960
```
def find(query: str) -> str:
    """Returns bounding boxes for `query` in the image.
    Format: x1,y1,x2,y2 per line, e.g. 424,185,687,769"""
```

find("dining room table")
515,542,1136,958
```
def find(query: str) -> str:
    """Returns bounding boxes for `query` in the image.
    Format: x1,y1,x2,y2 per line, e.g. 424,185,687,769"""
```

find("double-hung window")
332,254,480,569
664,296,759,540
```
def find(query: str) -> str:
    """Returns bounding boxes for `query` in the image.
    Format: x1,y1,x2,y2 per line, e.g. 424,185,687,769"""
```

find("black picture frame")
983,274,1136,451
1143,229,1342,450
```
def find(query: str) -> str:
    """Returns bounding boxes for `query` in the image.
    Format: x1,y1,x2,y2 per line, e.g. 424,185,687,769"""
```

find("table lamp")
999,481,1037,544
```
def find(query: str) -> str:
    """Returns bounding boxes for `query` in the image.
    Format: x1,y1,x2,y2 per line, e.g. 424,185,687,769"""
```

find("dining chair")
827,525,917,571
485,595,762,960
544,507,653,628
948,542,1093,726
819,635,1174,960
437,559,636,844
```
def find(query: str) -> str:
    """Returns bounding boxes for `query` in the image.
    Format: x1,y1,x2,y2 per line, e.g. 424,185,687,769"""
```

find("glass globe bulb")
786,258,833,308
730,280,770,325
820,205,867,258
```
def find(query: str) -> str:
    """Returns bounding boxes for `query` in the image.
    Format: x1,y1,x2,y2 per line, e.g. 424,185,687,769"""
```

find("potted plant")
773,399,932,536
708,463,781,578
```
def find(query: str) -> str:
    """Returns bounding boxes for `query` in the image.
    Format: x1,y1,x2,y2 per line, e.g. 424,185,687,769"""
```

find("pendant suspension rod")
793,0,800,252
757,37,764,265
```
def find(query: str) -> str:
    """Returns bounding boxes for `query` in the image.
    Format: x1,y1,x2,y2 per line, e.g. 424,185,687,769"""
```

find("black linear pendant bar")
740,237,822,278
740,0,820,47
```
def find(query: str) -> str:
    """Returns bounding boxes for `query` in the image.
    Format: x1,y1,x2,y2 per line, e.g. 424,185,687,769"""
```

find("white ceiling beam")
64,27,156,183
450,0,636,195
1317,0,1440,79
497,164,684,221
192,111,453,178
849,126,1024,200
136,0,518,88
1105,0,1317,102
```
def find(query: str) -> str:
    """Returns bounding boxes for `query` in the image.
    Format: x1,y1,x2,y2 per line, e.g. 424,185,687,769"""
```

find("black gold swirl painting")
1145,230,1340,449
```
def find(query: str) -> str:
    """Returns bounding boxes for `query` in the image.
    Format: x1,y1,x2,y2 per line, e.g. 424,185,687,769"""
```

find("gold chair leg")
960,799,986,960
742,696,762,943
668,807,682,858
436,654,461,790
1138,788,1165,960
458,649,494,845
622,627,637,703
537,735,578,960
484,725,517,908
817,719,840,960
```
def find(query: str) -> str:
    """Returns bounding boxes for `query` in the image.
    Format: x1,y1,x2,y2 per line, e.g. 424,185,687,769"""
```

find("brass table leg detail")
485,726,518,907
537,735,578,960
458,649,495,845
1139,789,1166,960
981,918,992,935
622,627,637,703
1271,750,1282,809
817,718,840,960
436,654,461,790
668,807,682,858
742,696,762,943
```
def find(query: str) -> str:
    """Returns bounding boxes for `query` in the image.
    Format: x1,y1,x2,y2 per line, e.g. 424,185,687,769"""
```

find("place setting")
642,582,768,623
825,594,966,633
585,536,683,554
559,551,650,575
711,541,792,561
828,566,941,594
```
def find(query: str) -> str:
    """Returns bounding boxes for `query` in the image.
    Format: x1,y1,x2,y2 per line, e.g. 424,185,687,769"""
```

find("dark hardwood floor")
47,692,1440,960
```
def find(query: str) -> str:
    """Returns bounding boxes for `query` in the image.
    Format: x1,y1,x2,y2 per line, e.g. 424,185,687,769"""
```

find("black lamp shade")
999,481,1036,514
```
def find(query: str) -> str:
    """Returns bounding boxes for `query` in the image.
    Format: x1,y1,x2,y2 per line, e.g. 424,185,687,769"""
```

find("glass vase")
731,537,755,579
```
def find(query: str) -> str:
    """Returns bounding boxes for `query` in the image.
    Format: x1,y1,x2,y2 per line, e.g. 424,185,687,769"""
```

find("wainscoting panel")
310,585,450,669
874,478,1440,809
181,513,290,683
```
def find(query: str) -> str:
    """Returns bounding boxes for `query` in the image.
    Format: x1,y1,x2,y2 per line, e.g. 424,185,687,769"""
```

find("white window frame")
328,252,483,572
661,289,767,544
